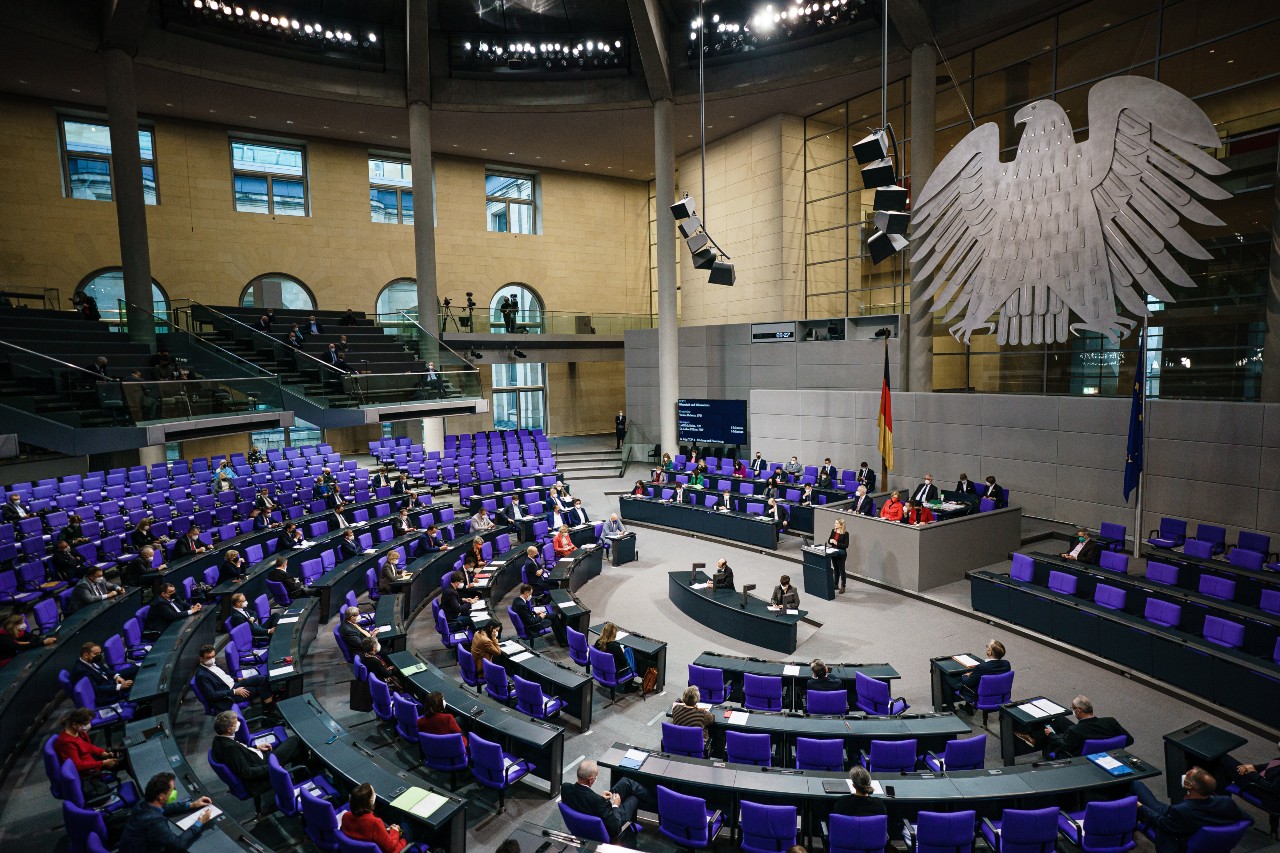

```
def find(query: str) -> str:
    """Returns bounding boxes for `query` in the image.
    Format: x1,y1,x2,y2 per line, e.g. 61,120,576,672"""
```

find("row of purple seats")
1148,518,1274,562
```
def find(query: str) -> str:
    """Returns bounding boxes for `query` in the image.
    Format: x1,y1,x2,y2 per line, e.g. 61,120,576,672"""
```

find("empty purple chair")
981,807,1059,853
1093,584,1127,611
908,810,976,853
1098,551,1129,573
1183,540,1214,560
1010,553,1034,582
1197,575,1236,601
688,664,727,704
924,734,986,772
1227,549,1264,571
1145,561,1179,586
861,738,918,773
1147,518,1187,549
1047,571,1077,596
1236,531,1271,558
1190,524,1227,556
1202,615,1244,649
1098,522,1127,552
1259,589,1280,615
1144,599,1181,628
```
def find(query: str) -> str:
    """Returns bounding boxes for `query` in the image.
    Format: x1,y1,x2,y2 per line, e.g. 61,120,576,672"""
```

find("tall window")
76,268,169,323
240,274,316,310
231,139,307,216
491,362,546,431
59,117,157,204
489,283,544,333
369,157,413,224
485,171,536,234
375,278,418,321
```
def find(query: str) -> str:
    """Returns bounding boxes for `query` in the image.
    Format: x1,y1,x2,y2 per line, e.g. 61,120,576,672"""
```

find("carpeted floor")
2,460,1276,853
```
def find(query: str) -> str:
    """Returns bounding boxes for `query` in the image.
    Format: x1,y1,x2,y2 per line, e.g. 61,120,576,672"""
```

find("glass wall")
803,0,1278,400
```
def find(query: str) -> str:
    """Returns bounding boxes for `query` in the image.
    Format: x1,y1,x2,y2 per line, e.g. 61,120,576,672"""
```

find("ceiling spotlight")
368,32,376,42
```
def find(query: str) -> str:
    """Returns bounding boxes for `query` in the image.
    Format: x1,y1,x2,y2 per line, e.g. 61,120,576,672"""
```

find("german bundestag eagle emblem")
912,76,1229,345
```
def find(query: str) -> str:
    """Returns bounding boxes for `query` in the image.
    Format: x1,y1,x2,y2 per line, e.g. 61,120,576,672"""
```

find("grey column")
1263,145,1280,403
406,0,439,359
102,48,155,346
654,98,679,455
906,43,936,392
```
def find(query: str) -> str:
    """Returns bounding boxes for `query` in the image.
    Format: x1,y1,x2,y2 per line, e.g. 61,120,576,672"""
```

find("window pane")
508,202,533,235
142,165,157,206
370,188,399,223
272,179,306,216
369,158,412,188
487,199,509,232
401,191,413,225
234,174,269,214
486,173,532,200
376,280,418,317
138,130,155,162
1055,15,1158,91
68,157,112,200
64,120,112,155
231,141,304,176
80,270,167,317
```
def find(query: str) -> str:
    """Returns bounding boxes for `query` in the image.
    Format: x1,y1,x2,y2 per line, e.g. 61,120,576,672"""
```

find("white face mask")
202,658,215,668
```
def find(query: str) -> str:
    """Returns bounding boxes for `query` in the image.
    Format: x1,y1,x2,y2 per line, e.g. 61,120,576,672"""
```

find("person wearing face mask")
879,490,905,521
217,550,247,585
855,461,876,490
228,592,276,639
0,613,55,666
955,473,976,495
784,456,803,478
210,710,303,800
358,636,402,691
912,474,940,504
72,641,135,702
119,771,215,852
195,643,278,716
55,708,127,800
1133,767,1246,853
145,583,203,634
68,567,124,612
1060,528,1101,565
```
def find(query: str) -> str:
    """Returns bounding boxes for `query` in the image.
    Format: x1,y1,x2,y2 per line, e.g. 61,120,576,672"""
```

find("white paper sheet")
276,617,299,624
727,711,750,725
1031,698,1067,716
174,805,222,830
509,652,534,663
782,665,801,677
268,666,294,677
952,654,981,667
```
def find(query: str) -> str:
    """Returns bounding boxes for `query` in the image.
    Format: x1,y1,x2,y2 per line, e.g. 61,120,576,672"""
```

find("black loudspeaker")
868,231,909,264
874,186,908,212
873,210,910,235
709,261,736,286
678,215,703,239
852,130,889,165
686,231,711,254
692,247,718,270
670,197,697,220
860,159,897,189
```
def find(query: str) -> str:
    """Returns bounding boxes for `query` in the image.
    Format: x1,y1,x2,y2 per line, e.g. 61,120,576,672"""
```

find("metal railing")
376,307,655,336
119,300,277,381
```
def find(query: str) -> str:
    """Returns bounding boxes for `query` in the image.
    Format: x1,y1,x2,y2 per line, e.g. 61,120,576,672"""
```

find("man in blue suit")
1134,767,1246,853
850,485,876,516
944,639,1010,707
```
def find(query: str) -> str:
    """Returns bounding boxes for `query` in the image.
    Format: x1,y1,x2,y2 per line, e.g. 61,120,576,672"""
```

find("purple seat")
743,673,783,711
1047,570,1077,596
1145,561,1179,585
1236,531,1271,558
1081,733,1133,754
514,674,565,719
1190,524,1227,556
1144,599,1181,628
740,800,797,853
980,806,1059,853
1098,522,1127,552
1093,583,1127,611
855,671,909,715
910,810,976,853
469,732,531,812
972,670,1015,726
796,736,844,772
1147,518,1187,549
688,664,727,704
1183,540,1214,560
1228,549,1264,571
861,738,918,772
726,730,772,766
1098,551,1129,573
1259,589,1280,615
661,722,707,758
1197,575,1236,601
924,734,987,772
807,689,847,715
657,785,724,850
1058,795,1138,853
1202,615,1244,649
1010,553,1034,582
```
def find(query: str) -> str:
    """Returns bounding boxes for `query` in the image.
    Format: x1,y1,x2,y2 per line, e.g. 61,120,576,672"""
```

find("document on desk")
616,631,629,640
268,665,294,677
727,711,750,725
786,609,799,615
782,665,801,677
470,600,488,611
276,617,300,624
400,662,427,676
619,748,649,769
363,548,377,554
690,582,709,590
1016,701,1050,718
952,654,981,667
1030,698,1067,716
581,543,596,550
1087,753,1135,776
499,640,523,654
509,651,534,663
175,805,222,830
389,786,450,820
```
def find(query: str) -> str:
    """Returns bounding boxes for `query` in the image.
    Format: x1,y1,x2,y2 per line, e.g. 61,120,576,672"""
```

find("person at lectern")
771,575,800,609
828,519,849,593
710,559,735,590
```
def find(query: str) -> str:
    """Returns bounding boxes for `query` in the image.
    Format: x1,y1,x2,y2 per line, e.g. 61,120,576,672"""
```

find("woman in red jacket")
415,691,467,751
553,524,577,558
54,708,124,799
341,782,411,853
879,491,905,521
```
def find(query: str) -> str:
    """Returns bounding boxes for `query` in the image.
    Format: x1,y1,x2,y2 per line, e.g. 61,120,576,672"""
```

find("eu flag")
1123,335,1145,502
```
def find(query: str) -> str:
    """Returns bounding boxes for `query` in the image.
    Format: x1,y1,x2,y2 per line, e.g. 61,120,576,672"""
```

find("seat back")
1047,570,1077,595
300,788,342,852
468,732,509,789
1197,574,1236,601
975,670,1014,711
916,810,976,853
1194,525,1226,550
1202,615,1244,649
558,802,612,844
740,800,797,853
208,749,252,801
1098,551,1128,573
267,754,301,816
1227,549,1264,570
367,673,393,720
829,814,889,853
1259,589,1280,616
1156,518,1187,545
1236,531,1271,556
942,734,987,771
796,736,844,771
657,784,717,847
393,694,420,743
566,626,590,667
482,658,511,701
725,730,772,766
1080,734,1132,754
1009,553,1034,582
807,688,847,714
854,671,891,714
687,663,727,703
1079,795,1138,853
743,673,783,711
1144,598,1181,628
1145,561,1178,585
1099,522,1126,546
1184,820,1252,853
420,732,467,772
661,722,705,757
588,646,620,686
1183,539,1214,559
868,738,917,772
995,807,1059,853
1093,583,1127,611
456,644,481,686
62,800,109,853
514,674,547,716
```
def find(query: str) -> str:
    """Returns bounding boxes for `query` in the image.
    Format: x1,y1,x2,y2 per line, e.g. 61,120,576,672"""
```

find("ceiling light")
368,33,376,42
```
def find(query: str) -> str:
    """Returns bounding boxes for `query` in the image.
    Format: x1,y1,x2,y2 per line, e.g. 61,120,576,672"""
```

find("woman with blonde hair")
828,518,850,593
553,524,576,558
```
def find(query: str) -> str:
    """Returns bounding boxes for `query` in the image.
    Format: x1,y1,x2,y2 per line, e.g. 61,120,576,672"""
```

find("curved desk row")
620,496,778,550
600,742,1158,847
495,638,594,730
550,545,604,595
670,571,808,654
1142,545,1280,607
692,651,899,712
590,623,668,693
278,694,467,851
969,570,1280,726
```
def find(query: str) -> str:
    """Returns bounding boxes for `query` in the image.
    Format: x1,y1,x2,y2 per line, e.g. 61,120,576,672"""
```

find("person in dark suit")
911,475,940,504
58,514,90,546
749,452,767,477
948,639,1010,704
1212,743,1280,797
254,315,272,332
2,493,31,522
323,344,349,372
118,772,214,852
827,519,850,593
440,572,479,630
615,411,627,449
337,607,374,658
228,592,275,639
73,641,135,703
1133,768,1246,853
832,766,888,817
568,498,589,527
339,308,358,326
171,526,208,559
87,356,111,378
146,583,202,633
254,488,277,514
1060,528,1101,564
710,558,735,590
337,529,362,561
51,539,88,582
855,461,876,489
955,474,977,495
267,556,315,598
391,509,418,538
1039,695,1130,757
418,524,446,553
561,759,654,841
522,546,552,599
766,497,789,532
806,659,843,696
275,523,304,552
715,489,735,513
798,484,816,506
305,314,324,335
216,550,247,585
512,583,565,644
818,458,837,483
122,545,164,588
983,476,1004,507
850,485,875,516
771,575,800,609
669,484,687,505
194,644,275,714
68,568,124,612
249,508,272,531
210,711,302,798
130,518,163,551
390,476,408,496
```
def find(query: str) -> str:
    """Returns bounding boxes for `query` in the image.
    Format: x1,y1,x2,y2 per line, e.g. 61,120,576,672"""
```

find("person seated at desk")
462,536,487,572
1060,527,1101,564
338,528,362,561
807,659,843,697
632,480,649,496
955,473,977,495
567,498,590,526
710,558,735,590
418,524,446,553
377,550,410,595
441,571,480,630
470,623,509,672
130,518,165,552
1037,695,1130,757
660,452,674,472
122,545,164,589
391,508,419,538
52,539,88,583
855,461,876,490
553,525,577,558
55,708,127,801
715,489,735,513
0,614,55,664
983,476,1004,507
390,475,408,497
766,497,789,532
2,492,32,522
946,639,1010,707
1133,768,1246,853
749,452,767,477
1210,741,1280,798
563,759,655,842
276,522,305,552
369,468,391,490
118,771,215,853
469,507,496,533
904,500,936,525
911,475,940,504
73,641,135,702
254,486,277,513
416,691,467,751
513,583,566,644
249,507,275,532
146,583,202,633
879,491,905,521
358,637,402,691
799,484,815,506
339,606,375,657
195,643,278,715
342,783,415,853
602,513,626,538
549,483,572,513
848,485,875,517
594,622,634,682
832,766,887,817
818,458,836,482
58,514,90,547
268,555,316,598
688,470,706,489
497,498,528,526
784,456,803,478
228,592,275,639
523,546,553,600
695,459,709,478
210,710,303,802
668,484,688,505
671,686,715,748
770,575,800,610
68,567,124,612
217,550,247,585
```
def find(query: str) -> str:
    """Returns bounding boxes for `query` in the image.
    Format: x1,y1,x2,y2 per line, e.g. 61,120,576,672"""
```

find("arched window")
76,268,169,323
239,274,316,311
375,278,418,323
489,283,544,334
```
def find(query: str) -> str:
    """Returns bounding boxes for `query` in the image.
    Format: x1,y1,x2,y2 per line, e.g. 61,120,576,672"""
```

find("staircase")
554,447,626,481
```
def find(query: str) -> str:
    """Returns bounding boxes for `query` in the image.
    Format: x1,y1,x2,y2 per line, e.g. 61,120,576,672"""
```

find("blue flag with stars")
1124,334,1145,502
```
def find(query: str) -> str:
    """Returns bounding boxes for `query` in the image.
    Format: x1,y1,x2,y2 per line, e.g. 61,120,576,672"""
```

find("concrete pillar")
654,98,679,456
137,445,167,467
1262,144,1280,403
406,1,439,358
421,417,445,454
102,48,155,346
906,43,937,392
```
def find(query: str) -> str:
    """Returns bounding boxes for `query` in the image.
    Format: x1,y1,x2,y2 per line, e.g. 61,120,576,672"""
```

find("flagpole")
880,334,890,491
1132,315,1148,557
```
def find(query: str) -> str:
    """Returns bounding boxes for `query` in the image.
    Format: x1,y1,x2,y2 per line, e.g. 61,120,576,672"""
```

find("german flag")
878,345,894,471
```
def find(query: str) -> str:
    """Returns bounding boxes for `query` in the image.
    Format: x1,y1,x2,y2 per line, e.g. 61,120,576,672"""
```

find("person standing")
828,519,850,593
614,410,627,449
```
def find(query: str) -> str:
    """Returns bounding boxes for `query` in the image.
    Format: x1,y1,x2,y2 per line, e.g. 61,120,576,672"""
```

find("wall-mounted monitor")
750,321,796,343
677,398,747,445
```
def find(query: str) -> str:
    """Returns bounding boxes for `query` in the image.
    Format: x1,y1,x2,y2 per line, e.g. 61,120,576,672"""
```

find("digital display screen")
677,398,747,445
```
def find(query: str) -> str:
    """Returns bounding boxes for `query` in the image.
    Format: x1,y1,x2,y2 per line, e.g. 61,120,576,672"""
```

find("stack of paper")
470,600,487,611
782,665,801,677
268,665,294,677
727,711,750,725
952,654,981,667
619,748,649,769
509,651,534,663
400,662,426,676
376,625,392,634
276,616,300,625
363,548,377,554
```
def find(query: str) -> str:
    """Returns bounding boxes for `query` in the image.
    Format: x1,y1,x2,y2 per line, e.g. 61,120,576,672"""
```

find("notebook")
1087,753,1135,776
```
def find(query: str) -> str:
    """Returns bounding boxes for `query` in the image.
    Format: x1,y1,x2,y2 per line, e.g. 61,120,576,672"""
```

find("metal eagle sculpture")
911,76,1230,345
